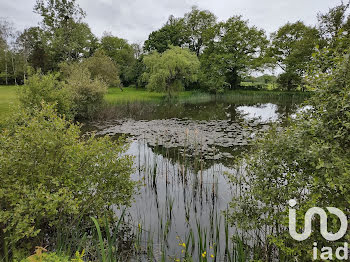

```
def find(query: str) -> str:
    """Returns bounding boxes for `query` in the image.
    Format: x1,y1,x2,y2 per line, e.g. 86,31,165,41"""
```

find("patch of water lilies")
91,118,269,160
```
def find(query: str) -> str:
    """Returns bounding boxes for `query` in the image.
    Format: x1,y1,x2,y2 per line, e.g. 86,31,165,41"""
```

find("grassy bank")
106,87,311,106
105,86,194,103
0,85,311,120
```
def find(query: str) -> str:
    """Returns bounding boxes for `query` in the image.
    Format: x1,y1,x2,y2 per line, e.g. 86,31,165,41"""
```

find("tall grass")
90,210,126,262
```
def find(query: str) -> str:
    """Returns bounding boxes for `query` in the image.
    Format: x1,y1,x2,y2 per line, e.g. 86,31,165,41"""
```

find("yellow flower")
202,251,207,257
211,254,214,258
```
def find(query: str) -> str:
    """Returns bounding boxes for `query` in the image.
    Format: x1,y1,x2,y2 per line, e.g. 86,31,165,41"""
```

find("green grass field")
0,85,19,119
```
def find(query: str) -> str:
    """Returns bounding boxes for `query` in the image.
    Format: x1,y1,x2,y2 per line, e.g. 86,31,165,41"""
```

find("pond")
86,95,306,261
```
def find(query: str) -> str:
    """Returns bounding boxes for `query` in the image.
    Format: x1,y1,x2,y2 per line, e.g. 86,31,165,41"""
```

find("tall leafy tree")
318,2,350,43
142,46,199,97
33,0,98,70
17,27,50,72
200,16,268,91
183,6,217,56
100,33,136,85
269,21,319,90
144,15,187,53
316,2,350,71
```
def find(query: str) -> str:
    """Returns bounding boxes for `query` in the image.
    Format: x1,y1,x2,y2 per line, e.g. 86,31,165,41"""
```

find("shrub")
60,50,121,87
83,50,121,87
19,70,107,120
0,104,135,259
65,66,107,119
228,47,350,260
19,72,74,119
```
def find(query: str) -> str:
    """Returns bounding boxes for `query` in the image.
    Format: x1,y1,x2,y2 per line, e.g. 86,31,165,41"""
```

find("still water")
87,97,305,261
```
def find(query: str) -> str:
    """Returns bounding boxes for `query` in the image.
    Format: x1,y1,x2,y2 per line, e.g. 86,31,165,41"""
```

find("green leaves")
142,46,200,97
269,21,320,90
228,44,350,260
0,104,135,255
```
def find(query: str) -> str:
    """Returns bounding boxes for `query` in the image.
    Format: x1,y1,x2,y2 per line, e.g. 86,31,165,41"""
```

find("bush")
83,50,121,87
60,50,121,87
19,72,74,119
0,104,135,259
228,47,350,260
65,66,107,119
19,69,108,120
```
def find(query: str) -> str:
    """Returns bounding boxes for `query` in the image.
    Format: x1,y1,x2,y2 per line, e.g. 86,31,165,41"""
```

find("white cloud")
0,0,343,43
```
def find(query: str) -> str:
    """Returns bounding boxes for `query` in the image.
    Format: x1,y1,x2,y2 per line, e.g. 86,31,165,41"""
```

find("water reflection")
87,97,305,261
237,103,278,122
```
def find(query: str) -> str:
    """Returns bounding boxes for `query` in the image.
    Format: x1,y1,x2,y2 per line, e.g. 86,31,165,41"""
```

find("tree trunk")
4,50,8,85
11,53,17,85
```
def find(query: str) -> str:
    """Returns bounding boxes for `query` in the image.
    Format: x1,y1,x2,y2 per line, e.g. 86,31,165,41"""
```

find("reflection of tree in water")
98,95,306,121
275,102,299,123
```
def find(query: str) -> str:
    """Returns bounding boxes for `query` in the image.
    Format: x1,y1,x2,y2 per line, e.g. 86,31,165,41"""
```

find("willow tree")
142,46,200,97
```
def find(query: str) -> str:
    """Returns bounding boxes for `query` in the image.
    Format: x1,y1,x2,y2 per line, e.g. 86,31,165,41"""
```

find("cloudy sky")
0,0,342,43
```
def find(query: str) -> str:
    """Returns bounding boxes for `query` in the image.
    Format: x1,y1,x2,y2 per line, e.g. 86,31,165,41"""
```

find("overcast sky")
0,0,342,44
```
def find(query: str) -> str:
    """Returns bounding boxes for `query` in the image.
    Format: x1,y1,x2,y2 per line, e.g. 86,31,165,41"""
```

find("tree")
17,27,51,72
83,50,121,87
269,21,319,90
131,43,143,59
144,15,187,53
200,16,268,90
316,2,350,70
33,0,98,70
183,6,217,56
0,19,14,85
317,2,350,45
142,46,200,97
144,7,217,56
100,33,135,85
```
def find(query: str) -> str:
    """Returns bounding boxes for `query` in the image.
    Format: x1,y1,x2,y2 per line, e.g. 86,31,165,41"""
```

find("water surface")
87,96,305,261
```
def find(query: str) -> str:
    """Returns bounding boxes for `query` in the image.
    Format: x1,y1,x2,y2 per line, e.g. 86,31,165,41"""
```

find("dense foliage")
142,46,200,97
269,21,320,90
228,44,350,260
2,1,350,92
0,104,135,259
65,66,107,119
19,72,73,118
20,69,107,120
200,16,268,92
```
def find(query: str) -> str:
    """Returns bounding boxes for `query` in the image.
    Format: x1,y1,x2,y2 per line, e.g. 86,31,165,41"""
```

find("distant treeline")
0,0,349,92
